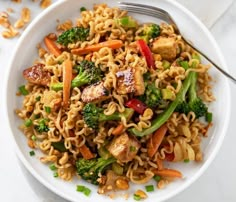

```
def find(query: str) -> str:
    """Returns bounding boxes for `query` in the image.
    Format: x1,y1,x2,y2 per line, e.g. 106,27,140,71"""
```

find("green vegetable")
145,185,154,192
51,60,102,91
19,85,29,95
35,119,49,133
31,135,36,141
83,103,134,130
53,172,58,177
24,119,32,127
205,112,213,123
153,175,161,182
184,159,190,163
44,106,51,113
137,23,160,43
57,27,89,46
133,194,141,201
98,146,111,159
76,157,116,185
29,150,35,156
179,60,189,70
76,185,91,197
129,69,195,137
49,164,57,171
112,162,123,175
162,60,171,69
34,114,40,119
51,142,67,152
80,7,87,12
139,83,162,108
35,96,41,101
116,16,137,28
161,88,175,100
130,146,136,152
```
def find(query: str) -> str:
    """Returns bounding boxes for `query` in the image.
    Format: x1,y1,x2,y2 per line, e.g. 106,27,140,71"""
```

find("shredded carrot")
62,59,72,107
112,123,125,135
71,40,123,55
147,124,168,158
79,144,95,160
44,36,62,57
153,169,182,178
156,158,164,170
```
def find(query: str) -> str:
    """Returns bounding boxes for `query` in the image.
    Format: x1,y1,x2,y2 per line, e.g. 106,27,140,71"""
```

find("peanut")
115,178,129,190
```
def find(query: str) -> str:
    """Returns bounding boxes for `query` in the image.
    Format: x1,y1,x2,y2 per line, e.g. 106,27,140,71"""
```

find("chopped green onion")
80,7,87,12
31,135,37,141
184,159,190,163
205,112,213,123
19,85,29,95
145,185,154,192
153,175,161,182
24,119,33,127
83,187,91,196
44,106,51,113
192,53,201,61
53,172,58,177
179,61,189,70
34,114,40,119
35,96,41,101
49,164,57,171
133,194,141,201
76,185,85,192
29,150,35,156
162,60,170,69
112,162,124,175
130,145,136,152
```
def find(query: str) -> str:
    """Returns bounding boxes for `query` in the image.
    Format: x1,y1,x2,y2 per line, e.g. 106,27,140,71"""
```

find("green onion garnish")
24,119,32,127
35,96,41,101
29,150,35,156
133,194,141,201
205,112,213,123
31,135,37,141
80,7,87,12
19,85,29,95
49,164,57,171
83,187,91,196
76,185,91,196
76,185,85,192
130,145,136,152
53,172,58,177
184,159,190,163
153,175,161,182
145,185,154,192
44,106,51,113
34,114,40,119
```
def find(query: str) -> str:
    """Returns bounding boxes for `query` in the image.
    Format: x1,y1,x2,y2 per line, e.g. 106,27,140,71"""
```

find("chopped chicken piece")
116,67,145,96
23,63,51,86
151,36,177,61
81,81,110,103
107,133,140,163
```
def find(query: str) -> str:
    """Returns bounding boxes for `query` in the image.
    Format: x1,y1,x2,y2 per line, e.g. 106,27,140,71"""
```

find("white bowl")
4,0,231,201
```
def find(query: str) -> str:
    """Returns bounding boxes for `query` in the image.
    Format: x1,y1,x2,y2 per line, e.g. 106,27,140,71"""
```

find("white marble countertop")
0,1,236,202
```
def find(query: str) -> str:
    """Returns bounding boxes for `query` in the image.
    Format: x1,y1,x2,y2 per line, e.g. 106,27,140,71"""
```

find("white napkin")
176,0,234,28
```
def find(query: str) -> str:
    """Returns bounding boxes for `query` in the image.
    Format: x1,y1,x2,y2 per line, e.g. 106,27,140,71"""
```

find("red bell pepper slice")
137,39,155,68
125,98,147,115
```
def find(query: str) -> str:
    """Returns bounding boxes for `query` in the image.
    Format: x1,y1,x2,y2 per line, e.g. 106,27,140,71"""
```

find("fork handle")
182,37,236,84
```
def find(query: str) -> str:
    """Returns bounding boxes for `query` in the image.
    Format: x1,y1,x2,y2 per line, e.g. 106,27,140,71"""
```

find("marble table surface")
0,1,236,202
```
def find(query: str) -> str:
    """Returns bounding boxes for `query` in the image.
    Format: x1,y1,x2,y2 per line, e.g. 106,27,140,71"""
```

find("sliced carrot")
79,144,95,160
112,123,125,136
156,158,164,170
71,40,123,55
147,124,168,158
153,168,182,178
62,59,72,107
44,36,62,57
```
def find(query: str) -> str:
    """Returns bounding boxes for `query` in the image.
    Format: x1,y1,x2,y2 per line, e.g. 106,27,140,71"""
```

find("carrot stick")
147,124,168,158
153,168,182,178
71,40,123,55
112,123,125,136
79,144,95,160
44,36,62,57
63,59,72,107
156,158,164,170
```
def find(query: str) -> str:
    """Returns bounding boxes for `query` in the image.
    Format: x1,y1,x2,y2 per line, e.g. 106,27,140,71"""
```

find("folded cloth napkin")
176,0,234,28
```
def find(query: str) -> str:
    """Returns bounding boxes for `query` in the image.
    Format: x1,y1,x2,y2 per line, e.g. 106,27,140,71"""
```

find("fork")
119,2,236,84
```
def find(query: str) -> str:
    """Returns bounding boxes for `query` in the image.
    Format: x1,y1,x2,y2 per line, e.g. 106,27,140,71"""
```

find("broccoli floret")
76,157,116,185
50,60,102,91
139,83,162,108
83,103,134,129
115,16,137,28
57,27,89,46
137,24,160,43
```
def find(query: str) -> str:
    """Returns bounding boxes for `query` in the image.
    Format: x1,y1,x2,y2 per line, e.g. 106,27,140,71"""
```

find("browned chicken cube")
81,81,110,103
23,63,51,86
151,36,177,61
116,67,145,96
107,133,140,163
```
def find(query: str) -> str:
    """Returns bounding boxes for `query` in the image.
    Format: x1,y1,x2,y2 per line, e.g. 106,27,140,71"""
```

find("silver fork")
119,2,236,84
